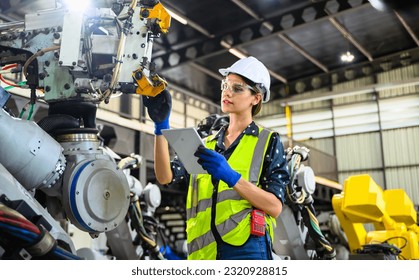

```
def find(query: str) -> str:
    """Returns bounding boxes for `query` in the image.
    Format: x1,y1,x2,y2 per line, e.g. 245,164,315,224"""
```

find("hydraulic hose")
301,203,336,259
286,147,336,259
128,200,165,260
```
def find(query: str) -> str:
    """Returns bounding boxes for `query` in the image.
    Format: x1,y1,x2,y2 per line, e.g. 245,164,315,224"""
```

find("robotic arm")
0,0,170,104
332,174,419,260
0,0,171,259
274,146,336,260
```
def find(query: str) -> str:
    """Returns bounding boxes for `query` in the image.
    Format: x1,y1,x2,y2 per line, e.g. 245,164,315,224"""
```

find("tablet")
161,127,208,174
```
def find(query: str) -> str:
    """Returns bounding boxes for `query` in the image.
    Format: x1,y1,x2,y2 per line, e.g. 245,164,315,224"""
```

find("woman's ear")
253,93,262,105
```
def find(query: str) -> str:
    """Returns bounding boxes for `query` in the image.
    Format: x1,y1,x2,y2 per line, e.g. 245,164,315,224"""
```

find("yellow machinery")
332,174,419,260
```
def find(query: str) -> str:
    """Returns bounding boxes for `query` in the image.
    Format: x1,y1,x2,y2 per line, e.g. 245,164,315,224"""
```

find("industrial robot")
0,0,170,259
332,174,419,260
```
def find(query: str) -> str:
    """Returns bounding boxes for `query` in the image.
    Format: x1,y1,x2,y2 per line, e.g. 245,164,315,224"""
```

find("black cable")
300,205,336,259
128,203,165,260
157,226,168,255
356,242,401,260
383,236,408,250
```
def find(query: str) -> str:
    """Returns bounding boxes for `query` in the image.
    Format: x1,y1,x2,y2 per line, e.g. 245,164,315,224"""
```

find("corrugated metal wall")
378,64,419,98
302,137,335,156
332,77,375,105
386,167,419,205
336,132,383,171
335,132,385,188
382,126,419,202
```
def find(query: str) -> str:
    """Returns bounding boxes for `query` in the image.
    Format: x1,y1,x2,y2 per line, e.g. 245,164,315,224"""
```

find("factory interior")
0,0,419,261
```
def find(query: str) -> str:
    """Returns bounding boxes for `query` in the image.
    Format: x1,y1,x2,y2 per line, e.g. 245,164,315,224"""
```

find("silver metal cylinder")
0,108,66,190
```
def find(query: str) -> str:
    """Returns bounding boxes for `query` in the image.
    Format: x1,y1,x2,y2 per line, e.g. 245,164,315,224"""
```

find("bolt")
140,10,149,18
134,71,142,80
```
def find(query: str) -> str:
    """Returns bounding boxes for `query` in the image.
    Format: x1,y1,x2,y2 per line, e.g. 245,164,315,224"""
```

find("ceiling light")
165,8,188,25
62,0,91,12
368,0,389,11
341,51,354,62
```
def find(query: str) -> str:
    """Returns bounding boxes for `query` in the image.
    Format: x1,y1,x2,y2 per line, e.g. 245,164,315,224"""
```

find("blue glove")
142,89,172,135
153,114,170,135
194,145,241,188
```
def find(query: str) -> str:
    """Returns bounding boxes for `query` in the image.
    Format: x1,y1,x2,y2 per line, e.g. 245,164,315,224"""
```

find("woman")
145,56,290,260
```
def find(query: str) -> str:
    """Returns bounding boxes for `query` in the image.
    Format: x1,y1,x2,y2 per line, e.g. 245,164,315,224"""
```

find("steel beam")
394,11,419,46
153,0,370,71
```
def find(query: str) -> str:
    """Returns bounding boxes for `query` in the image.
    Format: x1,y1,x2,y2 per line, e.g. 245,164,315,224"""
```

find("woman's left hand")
194,145,241,188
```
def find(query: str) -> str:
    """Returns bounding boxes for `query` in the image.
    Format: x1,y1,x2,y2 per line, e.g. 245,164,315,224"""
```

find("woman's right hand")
142,89,172,135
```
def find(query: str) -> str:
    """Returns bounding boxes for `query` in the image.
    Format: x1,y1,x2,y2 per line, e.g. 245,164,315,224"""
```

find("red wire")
0,213,41,234
0,75,18,87
0,215,41,234
0,209,35,223
2,63,17,70
1,63,20,87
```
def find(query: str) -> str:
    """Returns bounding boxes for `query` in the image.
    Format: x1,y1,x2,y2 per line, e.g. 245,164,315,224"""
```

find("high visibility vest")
185,127,276,260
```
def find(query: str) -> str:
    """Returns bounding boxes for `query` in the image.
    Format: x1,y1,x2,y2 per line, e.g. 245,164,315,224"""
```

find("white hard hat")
219,56,271,103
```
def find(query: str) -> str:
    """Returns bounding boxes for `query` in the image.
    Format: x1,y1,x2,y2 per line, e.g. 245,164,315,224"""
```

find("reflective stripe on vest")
186,127,273,259
187,208,249,259
249,129,270,184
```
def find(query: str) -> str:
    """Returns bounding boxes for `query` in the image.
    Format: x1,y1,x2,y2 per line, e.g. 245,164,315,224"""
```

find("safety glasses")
221,79,254,94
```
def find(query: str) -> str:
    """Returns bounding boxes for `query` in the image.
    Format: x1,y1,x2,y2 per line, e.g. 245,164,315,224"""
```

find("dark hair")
241,75,262,116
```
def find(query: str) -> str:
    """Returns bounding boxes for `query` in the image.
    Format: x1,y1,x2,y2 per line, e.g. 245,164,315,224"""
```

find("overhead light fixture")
62,0,91,12
368,0,390,12
341,51,355,62
165,8,188,25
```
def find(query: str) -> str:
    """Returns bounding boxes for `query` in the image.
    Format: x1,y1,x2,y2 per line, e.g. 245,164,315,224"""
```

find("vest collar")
208,121,259,142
